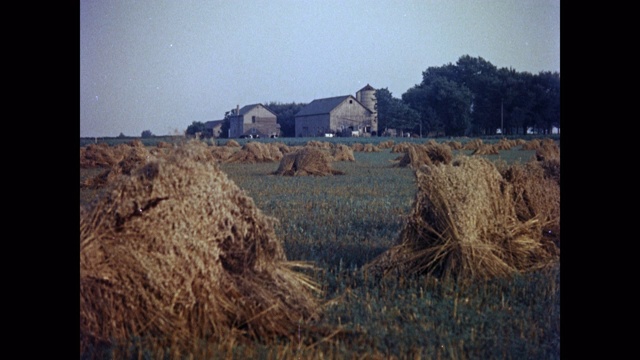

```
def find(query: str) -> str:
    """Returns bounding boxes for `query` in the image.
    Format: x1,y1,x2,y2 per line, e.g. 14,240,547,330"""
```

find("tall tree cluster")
375,88,420,135
382,55,560,137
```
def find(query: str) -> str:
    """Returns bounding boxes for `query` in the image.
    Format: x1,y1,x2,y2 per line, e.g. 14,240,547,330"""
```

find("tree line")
379,55,559,137
186,55,559,138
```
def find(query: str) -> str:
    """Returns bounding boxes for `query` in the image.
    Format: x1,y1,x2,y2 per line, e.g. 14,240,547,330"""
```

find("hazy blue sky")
80,0,560,138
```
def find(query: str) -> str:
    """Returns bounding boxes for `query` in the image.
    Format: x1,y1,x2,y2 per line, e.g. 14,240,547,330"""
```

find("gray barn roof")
295,95,360,117
237,103,277,117
204,120,224,129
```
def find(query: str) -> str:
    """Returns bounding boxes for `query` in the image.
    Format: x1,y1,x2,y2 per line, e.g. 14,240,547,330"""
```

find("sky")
80,0,560,138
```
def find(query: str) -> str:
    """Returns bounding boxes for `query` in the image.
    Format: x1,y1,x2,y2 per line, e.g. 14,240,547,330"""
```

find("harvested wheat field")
306,140,333,149
81,165,125,189
395,142,453,168
272,141,293,154
494,138,517,150
80,140,150,169
520,138,548,150
390,142,412,153
471,143,500,155
80,143,117,168
447,140,463,150
331,143,356,162
273,146,345,176
81,140,216,189
225,139,241,147
351,142,365,152
361,143,381,152
156,141,173,148
80,142,322,358
210,145,239,162
80,147,154,189
500,158,561,248
535,138,561,162
378,140,395,149
462,138,483,150
365,155,559,280
224,141,284,163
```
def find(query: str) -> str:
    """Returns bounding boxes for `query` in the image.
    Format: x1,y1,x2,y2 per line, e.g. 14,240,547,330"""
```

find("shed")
228,104,280,138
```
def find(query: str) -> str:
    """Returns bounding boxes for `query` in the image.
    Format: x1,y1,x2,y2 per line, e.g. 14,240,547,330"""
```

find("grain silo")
356,84,378,135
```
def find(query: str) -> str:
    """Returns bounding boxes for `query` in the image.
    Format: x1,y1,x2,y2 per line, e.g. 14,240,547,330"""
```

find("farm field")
80,137,560,359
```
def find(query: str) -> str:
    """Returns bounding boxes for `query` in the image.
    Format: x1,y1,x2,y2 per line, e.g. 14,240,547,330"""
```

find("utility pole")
501,99,504,136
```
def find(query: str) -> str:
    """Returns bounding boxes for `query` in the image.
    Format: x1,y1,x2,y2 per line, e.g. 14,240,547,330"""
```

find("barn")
294,85,378,137
228,104,281,138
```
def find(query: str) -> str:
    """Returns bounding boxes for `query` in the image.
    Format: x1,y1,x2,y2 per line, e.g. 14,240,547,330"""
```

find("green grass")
80,141,559,359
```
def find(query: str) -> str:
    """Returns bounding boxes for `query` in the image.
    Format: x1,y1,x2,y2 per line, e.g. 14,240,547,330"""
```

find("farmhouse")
294,84,378,137
228,104,280,138
203,119,224,138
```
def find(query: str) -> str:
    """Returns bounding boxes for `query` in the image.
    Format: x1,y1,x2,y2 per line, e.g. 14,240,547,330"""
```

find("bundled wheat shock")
273,146,344,176
224,141,284,163
331,143,356,162
395,143,453,168
366,155,559,280
80,142,321,356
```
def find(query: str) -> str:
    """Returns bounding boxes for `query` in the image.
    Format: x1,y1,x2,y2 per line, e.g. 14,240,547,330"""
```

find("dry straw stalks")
80,142,322,357
80,139,151,169
80,137,560,356
223,141,285,163
395,142,454,168
81,140,352,191
365,148,560,280
274,146,346,176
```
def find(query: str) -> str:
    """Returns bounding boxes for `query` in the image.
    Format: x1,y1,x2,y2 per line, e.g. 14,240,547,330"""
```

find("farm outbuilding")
204,119,224,138
294,84,378,137
228,104,281,138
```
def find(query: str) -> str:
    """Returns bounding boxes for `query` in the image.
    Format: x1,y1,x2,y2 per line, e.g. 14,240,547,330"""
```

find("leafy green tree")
265,102,307,137
454,55,501,135
495,67,523,135
218,111,232,138
513,72,537,134
185,121,206,137
420,63,459,83
403,85,441,136
496,68,540,135
401,55,559,136
375,88,420,134
531,71,560,134
141,130,154,138
430,77,473,136
495,69,560,135
403,76,473,137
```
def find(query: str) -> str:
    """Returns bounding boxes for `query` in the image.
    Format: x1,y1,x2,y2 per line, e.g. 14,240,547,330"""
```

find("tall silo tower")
356,84,378,135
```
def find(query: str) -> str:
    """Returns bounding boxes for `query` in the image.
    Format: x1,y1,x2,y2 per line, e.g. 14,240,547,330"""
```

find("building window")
252,116,256,123
349,99,353,104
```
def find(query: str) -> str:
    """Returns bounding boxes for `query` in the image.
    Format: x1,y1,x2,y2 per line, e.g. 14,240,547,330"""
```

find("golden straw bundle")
365,156,559,280
273,147,344,176
80,142,321,356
